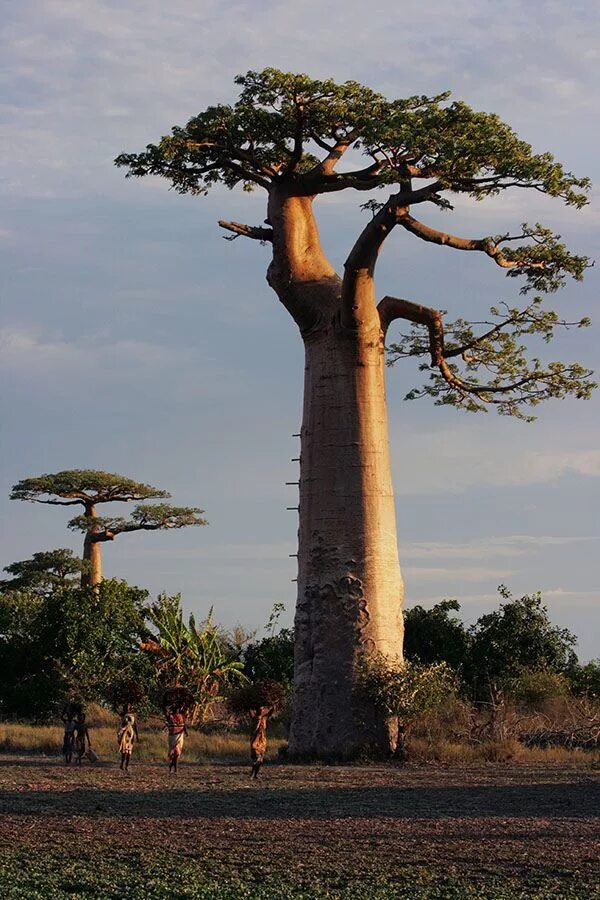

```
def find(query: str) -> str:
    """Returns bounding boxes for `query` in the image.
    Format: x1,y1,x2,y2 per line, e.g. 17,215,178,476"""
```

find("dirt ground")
0,756,598,898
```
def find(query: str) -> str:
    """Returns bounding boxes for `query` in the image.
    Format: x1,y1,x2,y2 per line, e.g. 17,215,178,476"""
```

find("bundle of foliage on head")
109,678,148,713
141,594,247,725
162,685,195,717
227,679,286,717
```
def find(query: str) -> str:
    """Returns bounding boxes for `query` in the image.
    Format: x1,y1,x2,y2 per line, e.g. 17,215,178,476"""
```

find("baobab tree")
116,69,594,757
11,470,206,587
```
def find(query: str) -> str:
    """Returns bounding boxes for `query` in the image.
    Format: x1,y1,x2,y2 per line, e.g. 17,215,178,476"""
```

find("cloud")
1,0,598,199
119,541,295,562
0,326,242,400
391,420,600,495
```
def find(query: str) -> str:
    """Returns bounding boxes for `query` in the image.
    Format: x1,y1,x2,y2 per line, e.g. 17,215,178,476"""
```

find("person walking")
164,708,187,774
117,704,139,773
74,711,92,765
62,715,77,766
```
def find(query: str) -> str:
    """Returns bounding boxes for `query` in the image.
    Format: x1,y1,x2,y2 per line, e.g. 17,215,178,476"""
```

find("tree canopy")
116,68,595,420
10,470,207,554
0,549,85,594
0,579,153,719
10,470,170,506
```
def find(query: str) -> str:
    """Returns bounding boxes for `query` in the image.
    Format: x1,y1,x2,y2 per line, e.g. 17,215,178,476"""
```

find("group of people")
61,702,189,774
61,701,273,777
61,703,92,766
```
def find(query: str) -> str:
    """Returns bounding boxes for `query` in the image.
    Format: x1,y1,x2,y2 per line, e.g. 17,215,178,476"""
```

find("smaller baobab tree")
10,470,207,587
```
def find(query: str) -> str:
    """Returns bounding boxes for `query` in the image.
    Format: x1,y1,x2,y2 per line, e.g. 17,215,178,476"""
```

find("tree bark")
81,504,102,588
263,189,404,757
287,306,404,758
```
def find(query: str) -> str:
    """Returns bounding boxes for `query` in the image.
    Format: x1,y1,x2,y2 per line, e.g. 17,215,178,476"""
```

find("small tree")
142,594,247,725
10,470,206,586
466,585,578,702
360,654,456,759
0,549,85,594
243,603,294,688
0,578,153,718
404,599,471,671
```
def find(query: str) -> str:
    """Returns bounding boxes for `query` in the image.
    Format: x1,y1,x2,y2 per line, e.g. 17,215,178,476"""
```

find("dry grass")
406,735,596,766
1,720,596,768
0,722,287,763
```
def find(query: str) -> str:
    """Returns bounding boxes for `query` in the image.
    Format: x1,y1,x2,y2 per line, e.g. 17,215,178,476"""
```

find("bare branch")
218,220,274,242
396,214,544,271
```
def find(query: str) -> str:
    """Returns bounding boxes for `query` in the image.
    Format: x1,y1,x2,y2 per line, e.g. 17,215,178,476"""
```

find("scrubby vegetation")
0,549,598,764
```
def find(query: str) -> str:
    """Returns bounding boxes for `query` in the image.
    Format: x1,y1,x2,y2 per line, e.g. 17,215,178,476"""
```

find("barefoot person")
250,705,275,779
62,715,77,766
164,707,187,774
117,704,139,772
74,711,92,766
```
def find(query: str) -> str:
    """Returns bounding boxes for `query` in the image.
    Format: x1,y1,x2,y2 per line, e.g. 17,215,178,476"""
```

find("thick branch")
378,296,444,364
340,183,443,328
283,99,305,175
218,220,273,242
28,498,84,507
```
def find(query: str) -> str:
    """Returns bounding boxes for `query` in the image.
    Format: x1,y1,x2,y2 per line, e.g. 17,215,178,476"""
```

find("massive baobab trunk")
291,321,404,756
117,68,592,756
267,191,404,757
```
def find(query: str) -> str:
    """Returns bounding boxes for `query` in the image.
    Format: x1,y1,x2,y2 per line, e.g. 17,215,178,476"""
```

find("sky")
1,0,599,658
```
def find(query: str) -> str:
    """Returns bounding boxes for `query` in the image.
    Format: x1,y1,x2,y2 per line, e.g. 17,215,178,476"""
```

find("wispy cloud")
392,422,600,494
1,0,598,199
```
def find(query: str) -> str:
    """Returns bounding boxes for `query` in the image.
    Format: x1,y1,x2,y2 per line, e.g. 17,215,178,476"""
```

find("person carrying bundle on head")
74,711,92,765
117,703,139,773
164,706,188,774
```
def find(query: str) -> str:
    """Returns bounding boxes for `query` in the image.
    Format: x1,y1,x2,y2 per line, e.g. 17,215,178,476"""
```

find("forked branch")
379,294,596,419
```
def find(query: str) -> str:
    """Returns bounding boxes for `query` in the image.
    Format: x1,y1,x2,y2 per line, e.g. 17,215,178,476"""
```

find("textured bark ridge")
289,318,404,757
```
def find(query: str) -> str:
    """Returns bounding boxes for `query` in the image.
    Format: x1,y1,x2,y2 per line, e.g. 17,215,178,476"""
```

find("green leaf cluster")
360,655,457,726
115,68,590,207
390,296,595,420
0,548,85,594
10,469,169,504
0,578,153,719
68,504,207,536
145,594,247,724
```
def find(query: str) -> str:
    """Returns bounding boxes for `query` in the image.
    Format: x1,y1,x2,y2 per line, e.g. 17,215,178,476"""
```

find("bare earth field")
0,757,598,898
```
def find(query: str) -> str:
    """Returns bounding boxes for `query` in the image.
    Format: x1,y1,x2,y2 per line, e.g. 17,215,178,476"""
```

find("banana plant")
141,594,247,725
